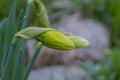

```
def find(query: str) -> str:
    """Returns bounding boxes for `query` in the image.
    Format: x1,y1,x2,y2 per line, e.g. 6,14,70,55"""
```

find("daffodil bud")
14,27,75,50
32,0,50,27
68,36,89,48
36,30,75,50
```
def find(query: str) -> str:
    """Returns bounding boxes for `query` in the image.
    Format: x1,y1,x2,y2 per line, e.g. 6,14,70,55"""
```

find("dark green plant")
0,0,31,79
0,0,27,20
77,48,120,80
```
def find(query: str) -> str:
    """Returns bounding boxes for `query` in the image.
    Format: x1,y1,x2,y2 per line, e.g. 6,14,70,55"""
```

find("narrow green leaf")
16,9,25,31
4,0,17,55
20,0,33,29
0,18,7,52
1,40,17,80
0,18,7,76
13,40,27,80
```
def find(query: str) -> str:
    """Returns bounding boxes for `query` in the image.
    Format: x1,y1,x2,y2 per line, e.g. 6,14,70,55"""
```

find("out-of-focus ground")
29,65,91,80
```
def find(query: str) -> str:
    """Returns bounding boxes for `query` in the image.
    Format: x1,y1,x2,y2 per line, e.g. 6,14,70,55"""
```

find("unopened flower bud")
68,36,89,48
36,30,75,50
33,0,50,27
14,27,75,50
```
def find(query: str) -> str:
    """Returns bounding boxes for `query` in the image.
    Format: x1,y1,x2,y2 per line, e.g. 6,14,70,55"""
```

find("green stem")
1,39,17,80
12,40,26,80
23,42,42,80
13,40,26,80
13,47,23,80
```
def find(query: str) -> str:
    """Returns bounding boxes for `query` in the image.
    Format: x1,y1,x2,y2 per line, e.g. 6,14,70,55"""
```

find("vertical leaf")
4,0,17,55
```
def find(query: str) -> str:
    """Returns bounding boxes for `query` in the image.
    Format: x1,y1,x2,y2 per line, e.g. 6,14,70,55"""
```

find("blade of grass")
17,10,26,31
20,0,33,29
14,48,23,80
20,41,27,80
13,40,27,80
4,0,17,55
0,18,7,76
0,18,7,55
1,39,17,80
0,18,7,57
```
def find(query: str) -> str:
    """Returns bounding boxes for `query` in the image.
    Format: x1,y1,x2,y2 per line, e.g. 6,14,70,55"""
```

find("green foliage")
0,0,32,79
78,48,120,80
0,0,119,80
0,0,27,20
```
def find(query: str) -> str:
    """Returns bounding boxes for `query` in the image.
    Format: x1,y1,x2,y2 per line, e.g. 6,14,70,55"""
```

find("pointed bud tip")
69,36,89,48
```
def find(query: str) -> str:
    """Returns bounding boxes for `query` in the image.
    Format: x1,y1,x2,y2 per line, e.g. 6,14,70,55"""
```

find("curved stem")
23,42,42,80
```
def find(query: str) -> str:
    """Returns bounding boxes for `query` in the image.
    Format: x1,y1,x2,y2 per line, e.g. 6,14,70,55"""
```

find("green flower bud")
33,0,50,27
14,27,75,50
36,30,75,50
68,36,89,48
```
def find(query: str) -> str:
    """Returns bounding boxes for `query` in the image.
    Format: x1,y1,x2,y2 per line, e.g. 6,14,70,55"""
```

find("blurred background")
0,0,120,80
